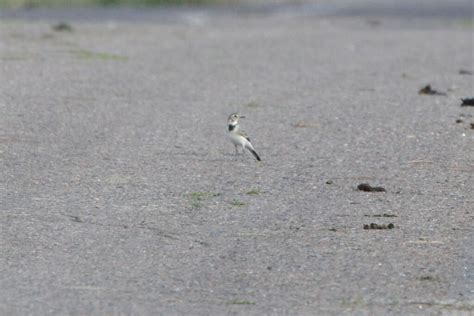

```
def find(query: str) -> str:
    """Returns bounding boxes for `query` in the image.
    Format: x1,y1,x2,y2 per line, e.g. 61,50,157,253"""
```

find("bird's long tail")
248,148,261,161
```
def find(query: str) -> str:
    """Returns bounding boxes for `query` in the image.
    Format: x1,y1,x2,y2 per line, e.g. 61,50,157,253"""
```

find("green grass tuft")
72,49,128,61
229,199,245,207
0,53,32,61
189,192,220,208
246,188,264,195
190,192,220,200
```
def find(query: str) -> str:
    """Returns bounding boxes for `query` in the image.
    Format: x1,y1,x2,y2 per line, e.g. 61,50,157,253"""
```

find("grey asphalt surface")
1,1,473,315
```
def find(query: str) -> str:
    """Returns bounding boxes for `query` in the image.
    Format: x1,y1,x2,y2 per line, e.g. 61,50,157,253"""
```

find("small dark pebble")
267,266,272,270
69,215,82,223
357,183,386,192
470,123,474,129
418,84,446,96
326,180,333,185
363,223,395,230
52,22,73,32
328,228,337,232
461,98,474,106
459,69,473,75
456,119,464,123
194,239,210,247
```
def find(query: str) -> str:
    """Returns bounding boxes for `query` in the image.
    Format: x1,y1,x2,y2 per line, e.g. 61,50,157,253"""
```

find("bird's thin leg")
234,145,239,155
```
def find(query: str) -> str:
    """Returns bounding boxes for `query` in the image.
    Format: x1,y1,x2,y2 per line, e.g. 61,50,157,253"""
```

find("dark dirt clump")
363,223,395,230
461,98,474,106
459,69,473,75
52,22,73,32
418,84,446,96
357,183,386,192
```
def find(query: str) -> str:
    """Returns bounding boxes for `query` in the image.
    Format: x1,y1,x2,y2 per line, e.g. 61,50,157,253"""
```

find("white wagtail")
227,113,261,161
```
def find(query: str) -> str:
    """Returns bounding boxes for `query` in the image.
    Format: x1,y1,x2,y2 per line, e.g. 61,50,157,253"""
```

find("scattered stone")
357,183,386,192
52,22,73,32
326,180,333,185
328,228,337,232
459,69,473,75
470,123,474,129
294,122,307,128
455,119,464,123
461,98,474,106
418,275,439,281
418,85,446,96
194,239,210,247
363,223,395,230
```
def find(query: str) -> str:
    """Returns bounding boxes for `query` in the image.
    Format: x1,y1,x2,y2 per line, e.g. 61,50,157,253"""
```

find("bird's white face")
228,113,244,125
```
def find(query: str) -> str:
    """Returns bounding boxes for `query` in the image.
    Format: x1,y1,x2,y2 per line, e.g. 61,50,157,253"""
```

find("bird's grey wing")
237,130,250,142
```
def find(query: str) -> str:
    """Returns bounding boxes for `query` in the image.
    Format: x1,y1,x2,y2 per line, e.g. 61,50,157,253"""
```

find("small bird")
227,113,261,161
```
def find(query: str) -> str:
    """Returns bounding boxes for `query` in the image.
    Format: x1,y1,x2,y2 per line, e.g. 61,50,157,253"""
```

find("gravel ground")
0,2,473,315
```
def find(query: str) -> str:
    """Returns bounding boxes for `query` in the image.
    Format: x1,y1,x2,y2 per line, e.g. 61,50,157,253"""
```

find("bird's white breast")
229,131,245,146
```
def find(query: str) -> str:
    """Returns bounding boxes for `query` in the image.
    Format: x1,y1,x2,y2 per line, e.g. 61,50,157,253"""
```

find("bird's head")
227,113,245,125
